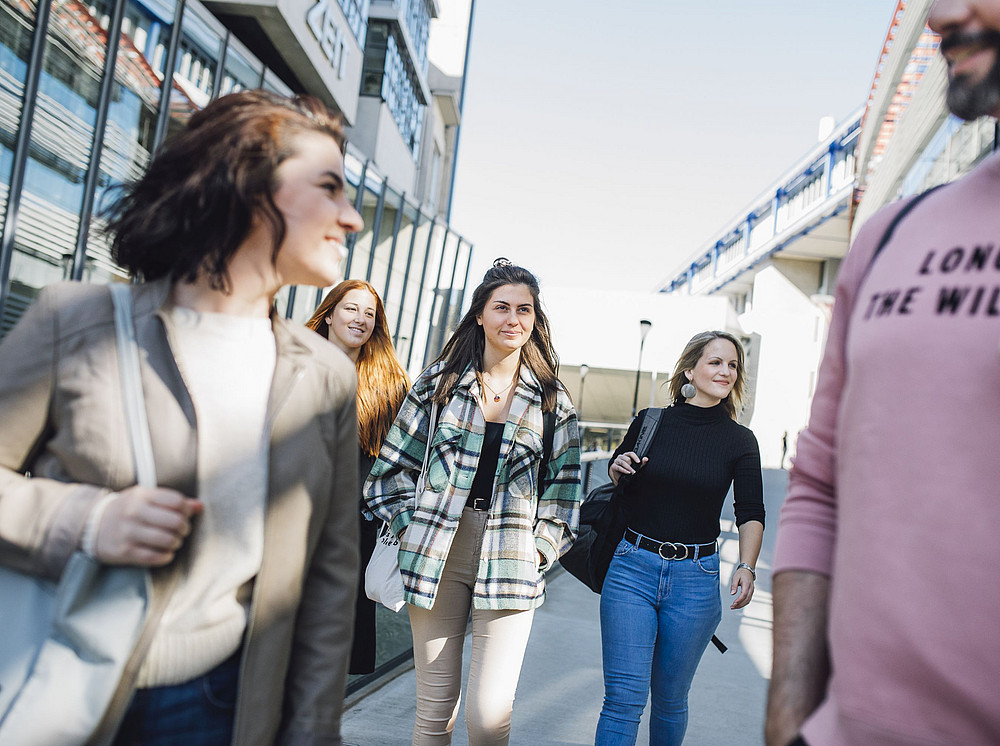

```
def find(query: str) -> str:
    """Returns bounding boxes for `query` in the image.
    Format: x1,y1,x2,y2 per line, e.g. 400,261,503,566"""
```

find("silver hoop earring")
681,382,696,399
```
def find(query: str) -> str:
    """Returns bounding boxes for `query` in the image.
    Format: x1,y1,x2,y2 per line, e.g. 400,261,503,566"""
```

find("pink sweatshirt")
774,150,1000,745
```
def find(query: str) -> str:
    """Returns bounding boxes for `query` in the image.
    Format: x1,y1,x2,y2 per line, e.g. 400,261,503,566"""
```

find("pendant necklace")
481,375,516,403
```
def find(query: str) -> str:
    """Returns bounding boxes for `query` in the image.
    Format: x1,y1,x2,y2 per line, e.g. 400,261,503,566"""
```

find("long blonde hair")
666,330,747,420
307,280,410,456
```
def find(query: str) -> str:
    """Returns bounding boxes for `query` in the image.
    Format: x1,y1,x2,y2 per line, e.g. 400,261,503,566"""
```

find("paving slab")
342,469,786,745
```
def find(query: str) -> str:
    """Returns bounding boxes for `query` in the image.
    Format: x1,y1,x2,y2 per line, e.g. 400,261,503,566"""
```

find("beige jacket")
0,279,359,745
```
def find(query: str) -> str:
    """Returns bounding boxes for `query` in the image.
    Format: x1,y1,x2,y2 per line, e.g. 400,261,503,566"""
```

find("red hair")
307,280,410,456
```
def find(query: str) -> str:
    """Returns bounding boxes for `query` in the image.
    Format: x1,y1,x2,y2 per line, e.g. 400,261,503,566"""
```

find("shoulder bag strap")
633,407,662,459
109,284,156,489
863,184,944,280
611,407,663,496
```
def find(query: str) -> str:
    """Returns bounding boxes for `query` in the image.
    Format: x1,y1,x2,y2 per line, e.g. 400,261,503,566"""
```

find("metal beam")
209,30,230,102
344,159,368,277
365,179,389,281
0,0,53,318
420,228,450,367
453,241,474,322
382,189,407,301
406,217,436,370
71,0,128,281
394,208,423,346
434,235,463,352
152,0,187,150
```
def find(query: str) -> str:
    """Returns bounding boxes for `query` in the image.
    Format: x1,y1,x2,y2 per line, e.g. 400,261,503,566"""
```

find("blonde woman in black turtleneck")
595,331,764,746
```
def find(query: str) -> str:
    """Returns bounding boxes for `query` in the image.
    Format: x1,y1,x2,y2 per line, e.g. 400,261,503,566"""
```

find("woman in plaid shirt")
365,259,581,745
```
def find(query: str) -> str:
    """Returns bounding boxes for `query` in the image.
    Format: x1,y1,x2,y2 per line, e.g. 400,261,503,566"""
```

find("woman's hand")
95,487,203,567
730,566,755,609
609,451,648,485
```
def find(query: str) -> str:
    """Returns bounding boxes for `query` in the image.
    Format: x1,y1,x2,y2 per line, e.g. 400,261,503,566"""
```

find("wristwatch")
736,562,756,580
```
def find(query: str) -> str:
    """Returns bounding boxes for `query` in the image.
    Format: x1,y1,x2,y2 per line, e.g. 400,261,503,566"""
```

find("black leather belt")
624,527,717,560
466,496,490,511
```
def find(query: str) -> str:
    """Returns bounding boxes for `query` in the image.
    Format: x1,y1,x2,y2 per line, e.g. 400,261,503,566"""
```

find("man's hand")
765,570,831,746
95,487,203,566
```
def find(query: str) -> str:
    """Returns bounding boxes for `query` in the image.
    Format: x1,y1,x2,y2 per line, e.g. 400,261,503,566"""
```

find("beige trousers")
408,508,535,746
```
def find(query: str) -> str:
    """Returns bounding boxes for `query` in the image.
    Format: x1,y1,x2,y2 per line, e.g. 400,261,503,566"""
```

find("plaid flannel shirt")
364,361,581,610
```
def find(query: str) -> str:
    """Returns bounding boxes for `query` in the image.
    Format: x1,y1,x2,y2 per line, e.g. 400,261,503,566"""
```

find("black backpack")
559,408,662,593
560,409,728,654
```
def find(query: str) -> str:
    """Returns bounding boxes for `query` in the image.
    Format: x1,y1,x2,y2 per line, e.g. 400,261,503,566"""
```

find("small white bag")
364,522,406,612
364,402,437,613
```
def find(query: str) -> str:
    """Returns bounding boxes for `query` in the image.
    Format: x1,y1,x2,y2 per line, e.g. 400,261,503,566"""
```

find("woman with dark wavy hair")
365,258,582,745
0,90,364,745
306,279,410,674
597,330,765,746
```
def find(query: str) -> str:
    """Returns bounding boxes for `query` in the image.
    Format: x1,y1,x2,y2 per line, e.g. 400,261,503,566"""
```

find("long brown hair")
106,90,345,292
666,330,747,420
430,258,562,412
306,280,410,456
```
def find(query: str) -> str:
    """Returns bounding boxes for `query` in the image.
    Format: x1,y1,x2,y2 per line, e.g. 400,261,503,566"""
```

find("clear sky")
446,1,902,294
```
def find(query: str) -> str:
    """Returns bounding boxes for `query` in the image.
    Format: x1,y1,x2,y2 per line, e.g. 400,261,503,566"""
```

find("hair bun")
492,257,513,268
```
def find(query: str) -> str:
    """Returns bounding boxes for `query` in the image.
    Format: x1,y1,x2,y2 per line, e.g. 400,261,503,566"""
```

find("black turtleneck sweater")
611,404,764,545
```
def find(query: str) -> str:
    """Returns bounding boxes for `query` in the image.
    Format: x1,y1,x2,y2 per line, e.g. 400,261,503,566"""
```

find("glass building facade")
0,0,473,683
360,19,426,156
0,0,473,371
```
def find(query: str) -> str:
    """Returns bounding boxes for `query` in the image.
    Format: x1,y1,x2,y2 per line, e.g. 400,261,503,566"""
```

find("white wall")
738,265,828,468
542,286,733,377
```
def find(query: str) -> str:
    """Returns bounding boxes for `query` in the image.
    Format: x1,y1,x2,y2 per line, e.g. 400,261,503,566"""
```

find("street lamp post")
631,320,652,417
578,364,589,420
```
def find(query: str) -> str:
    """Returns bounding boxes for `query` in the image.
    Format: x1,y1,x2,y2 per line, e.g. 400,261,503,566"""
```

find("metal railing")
659,108,863,296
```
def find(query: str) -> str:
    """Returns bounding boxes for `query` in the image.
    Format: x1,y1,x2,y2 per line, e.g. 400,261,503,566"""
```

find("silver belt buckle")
658,541,689,561
472,497,489,511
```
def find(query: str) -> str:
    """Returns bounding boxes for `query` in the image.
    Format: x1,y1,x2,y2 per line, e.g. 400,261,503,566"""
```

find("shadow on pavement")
342,469,788,745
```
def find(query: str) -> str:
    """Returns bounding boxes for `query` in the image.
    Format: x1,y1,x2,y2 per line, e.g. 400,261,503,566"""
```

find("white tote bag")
0,284,152,745
364,522,406,613
364,401,437,613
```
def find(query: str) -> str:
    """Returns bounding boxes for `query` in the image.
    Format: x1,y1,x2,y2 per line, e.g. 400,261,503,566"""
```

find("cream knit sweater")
136,307,275,687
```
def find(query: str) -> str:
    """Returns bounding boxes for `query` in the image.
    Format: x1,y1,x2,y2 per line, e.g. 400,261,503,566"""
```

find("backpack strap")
632,407,662,460
864,184,944,279
609,407,663,491
614,406,728,654
538,409,556,495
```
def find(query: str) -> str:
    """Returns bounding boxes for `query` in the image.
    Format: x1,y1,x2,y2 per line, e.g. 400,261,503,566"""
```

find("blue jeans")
595,537,722,746
113,651,240,746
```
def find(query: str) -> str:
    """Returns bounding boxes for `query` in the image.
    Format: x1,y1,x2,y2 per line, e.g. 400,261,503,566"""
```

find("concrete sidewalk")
342,470,784,745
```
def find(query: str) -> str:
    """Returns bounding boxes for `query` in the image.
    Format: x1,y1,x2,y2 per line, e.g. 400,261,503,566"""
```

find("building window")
336,0,370,43
361,21,425,157
402,0,430,75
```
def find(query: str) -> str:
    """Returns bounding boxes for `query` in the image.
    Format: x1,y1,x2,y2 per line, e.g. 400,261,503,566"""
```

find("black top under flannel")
612,404,764,544
364,362,581,610
468,421,504,503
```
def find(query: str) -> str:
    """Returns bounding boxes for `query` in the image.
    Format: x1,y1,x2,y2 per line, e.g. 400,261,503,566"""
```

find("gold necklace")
481,374,516,403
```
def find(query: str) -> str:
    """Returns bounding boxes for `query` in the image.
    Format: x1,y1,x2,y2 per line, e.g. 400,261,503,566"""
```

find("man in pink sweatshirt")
765,2,1000,745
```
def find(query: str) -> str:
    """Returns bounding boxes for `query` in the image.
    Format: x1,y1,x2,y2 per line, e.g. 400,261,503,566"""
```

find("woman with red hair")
307,279,410,673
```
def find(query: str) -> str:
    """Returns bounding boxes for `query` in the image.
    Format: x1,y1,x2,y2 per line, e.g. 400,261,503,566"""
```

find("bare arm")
729,519,763,609
765,570,831,746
